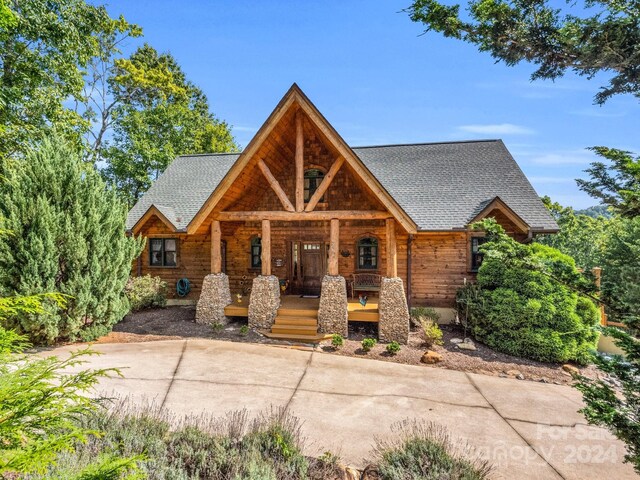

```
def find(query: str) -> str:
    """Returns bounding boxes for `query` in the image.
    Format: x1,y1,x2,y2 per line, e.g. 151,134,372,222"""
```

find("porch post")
328,218,339,276
261,219,271,276
386,218,397,278
295,110,304,212
211,220,221,274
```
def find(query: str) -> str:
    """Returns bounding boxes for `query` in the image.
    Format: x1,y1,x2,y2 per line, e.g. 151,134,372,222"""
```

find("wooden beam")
216,210,392,222
386,218,397,278
304,156,345,212
295,110,304,212
328,218,339,276
257,159,295,212
261,219,271,276
211,220,222,274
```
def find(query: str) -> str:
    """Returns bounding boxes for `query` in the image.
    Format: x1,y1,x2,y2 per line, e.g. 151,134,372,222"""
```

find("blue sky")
103,0,639,209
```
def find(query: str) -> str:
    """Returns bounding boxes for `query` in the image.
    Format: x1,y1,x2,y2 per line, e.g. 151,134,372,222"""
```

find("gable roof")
126,139,558,233
185,84,417,234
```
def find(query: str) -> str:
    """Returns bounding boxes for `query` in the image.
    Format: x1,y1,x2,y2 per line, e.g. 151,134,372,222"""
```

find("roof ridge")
352,139,500,149
177,152,242,158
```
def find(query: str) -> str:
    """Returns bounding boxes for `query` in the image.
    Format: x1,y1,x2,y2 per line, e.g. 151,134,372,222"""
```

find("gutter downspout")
407,234,413,308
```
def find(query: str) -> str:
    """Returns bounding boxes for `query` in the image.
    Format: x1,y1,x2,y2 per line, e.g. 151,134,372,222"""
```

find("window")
357,237,378,270
304,169,324,202
470,237,487,272
250,237,262,269
149,238,177,267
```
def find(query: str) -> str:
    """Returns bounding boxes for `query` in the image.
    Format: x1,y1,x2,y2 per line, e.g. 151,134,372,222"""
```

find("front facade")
127,85,558,342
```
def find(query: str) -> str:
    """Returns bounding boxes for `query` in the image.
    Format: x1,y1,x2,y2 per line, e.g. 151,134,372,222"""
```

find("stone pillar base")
248,275,280,330
318,275,348,336
195,273,232,325
379,277,410,344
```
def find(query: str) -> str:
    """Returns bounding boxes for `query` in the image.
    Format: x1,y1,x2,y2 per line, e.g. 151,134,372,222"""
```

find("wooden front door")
291,241,325,295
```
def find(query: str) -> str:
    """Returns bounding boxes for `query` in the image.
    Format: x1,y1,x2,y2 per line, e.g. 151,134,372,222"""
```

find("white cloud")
457,123,535,135
529,176,575,184
529,151,595,165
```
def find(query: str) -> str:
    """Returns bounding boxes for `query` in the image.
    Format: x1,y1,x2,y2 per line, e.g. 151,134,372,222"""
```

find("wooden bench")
351,273,381,298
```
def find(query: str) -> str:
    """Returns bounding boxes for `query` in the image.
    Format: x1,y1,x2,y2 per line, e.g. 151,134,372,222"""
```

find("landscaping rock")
378,277,410,344
506,369,522,377
562,364,580,376
516,373,525,380
248,275,280,330
450,337,463,344
195,273,232,325
421,350,443,364
457,342,477,351
318,275,348,336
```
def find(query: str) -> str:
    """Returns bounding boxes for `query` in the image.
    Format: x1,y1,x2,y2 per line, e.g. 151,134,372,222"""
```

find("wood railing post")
295,110,304,212
328,218,339,276
261,219,271,276
211,220,221,274
386,218,397,278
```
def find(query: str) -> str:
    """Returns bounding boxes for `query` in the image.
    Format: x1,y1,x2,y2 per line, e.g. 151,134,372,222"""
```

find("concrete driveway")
47,338,636,479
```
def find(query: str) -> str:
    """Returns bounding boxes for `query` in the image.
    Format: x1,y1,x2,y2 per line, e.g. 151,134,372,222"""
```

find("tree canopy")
407,0,640,104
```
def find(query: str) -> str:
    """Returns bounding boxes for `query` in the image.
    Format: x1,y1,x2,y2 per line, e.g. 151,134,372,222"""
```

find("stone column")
318,275,348,337
196,273,232,325
378,277,410,343
248,275,280,330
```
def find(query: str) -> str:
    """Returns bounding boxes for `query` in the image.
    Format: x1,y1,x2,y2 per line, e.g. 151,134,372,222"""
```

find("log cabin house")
126,84,558,343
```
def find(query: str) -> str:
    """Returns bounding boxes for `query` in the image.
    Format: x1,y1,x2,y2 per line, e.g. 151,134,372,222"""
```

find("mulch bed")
105,306,600,385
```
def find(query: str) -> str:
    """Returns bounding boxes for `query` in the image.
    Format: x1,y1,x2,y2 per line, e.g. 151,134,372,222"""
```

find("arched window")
357,237,378,270
250,237,261,269
304,169,325,202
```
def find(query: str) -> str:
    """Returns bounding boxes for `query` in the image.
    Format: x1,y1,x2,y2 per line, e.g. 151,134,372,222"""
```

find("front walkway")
47,339,636,479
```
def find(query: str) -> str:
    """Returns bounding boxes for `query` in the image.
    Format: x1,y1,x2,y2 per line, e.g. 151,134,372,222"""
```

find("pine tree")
0,136,143,344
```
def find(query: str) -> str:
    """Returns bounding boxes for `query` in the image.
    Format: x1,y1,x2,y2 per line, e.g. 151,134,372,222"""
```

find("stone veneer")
317,275,348,336
195,273,232,324
378,277,410,343
248,275,280,330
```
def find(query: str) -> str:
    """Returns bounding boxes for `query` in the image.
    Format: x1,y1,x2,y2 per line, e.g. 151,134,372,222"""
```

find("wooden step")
271,324,318,335
276,308,318,318
262,331,332,343
274,316,318,326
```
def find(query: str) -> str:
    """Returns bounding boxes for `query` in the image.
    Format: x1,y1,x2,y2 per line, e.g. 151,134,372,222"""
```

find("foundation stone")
248,275,280,330
378,277,410,344
195,273,232,325
318,275,348,336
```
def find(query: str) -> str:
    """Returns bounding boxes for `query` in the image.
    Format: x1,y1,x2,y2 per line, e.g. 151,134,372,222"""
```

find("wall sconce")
340,250,351,257
274,258,285,267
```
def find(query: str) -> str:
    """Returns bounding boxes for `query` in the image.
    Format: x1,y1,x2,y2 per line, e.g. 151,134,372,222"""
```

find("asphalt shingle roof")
126,140,558,232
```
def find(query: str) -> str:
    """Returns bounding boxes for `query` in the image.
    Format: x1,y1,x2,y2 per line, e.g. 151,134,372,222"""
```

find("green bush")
239,325,249,336
211,322,224,333
125,275,168,311
331,334,344,349
386,341,401,355
457,220,600,364
371,420,492,480
31,403,342,480
411,306,441,323
361,337,377,352
421,319,443,348
0,137,143,344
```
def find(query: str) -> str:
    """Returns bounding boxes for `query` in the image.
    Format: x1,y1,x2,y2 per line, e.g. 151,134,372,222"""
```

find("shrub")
386,341,401,355
411,306,441,323
421,319,444,348
125,275,168,311
361,337,377,352
370,420,493,480
239,325,249,336
456,220,600,364
211,321,224,333
331,334,344,349
0,137,144,344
